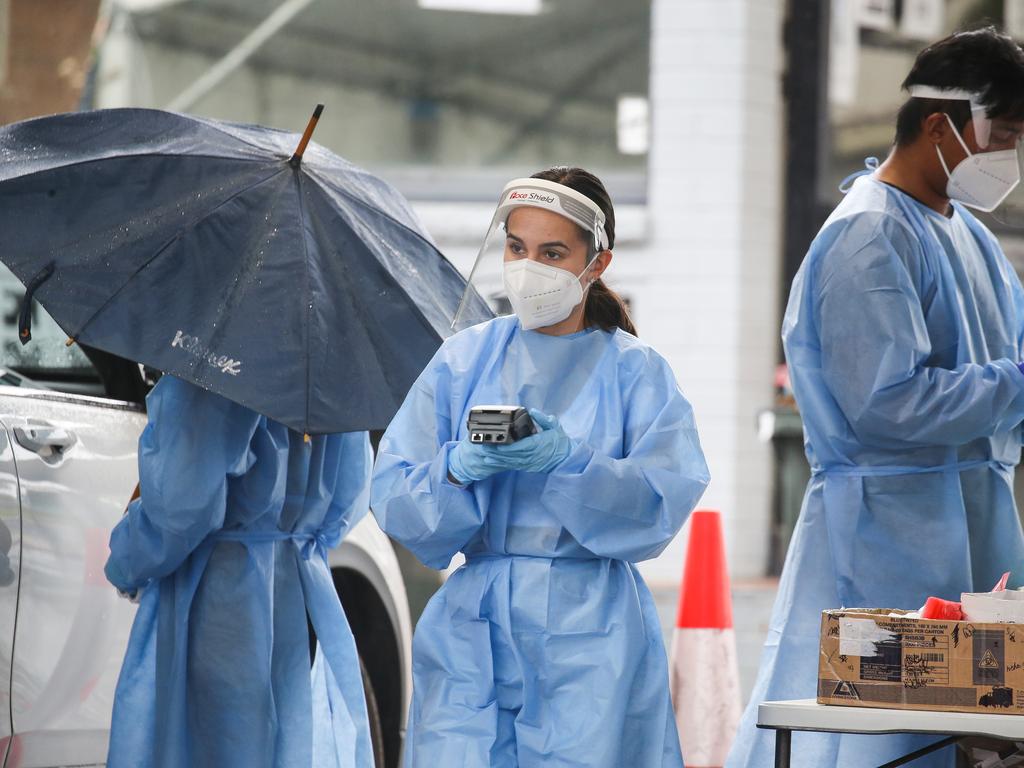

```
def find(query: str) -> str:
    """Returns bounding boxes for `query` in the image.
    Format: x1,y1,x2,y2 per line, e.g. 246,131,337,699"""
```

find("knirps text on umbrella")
170,330,242,376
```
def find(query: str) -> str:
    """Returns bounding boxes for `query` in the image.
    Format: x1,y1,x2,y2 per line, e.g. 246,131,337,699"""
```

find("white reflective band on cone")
670,627,742,767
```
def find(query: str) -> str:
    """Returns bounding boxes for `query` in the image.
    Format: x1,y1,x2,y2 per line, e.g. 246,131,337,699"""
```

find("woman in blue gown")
372,167,710,767
105,375,375,768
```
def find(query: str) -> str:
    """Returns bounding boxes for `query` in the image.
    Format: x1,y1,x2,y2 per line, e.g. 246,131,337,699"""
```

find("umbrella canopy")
0,107,491,433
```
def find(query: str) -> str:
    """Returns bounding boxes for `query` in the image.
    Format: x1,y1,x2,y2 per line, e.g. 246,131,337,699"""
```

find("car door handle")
14,424,78,454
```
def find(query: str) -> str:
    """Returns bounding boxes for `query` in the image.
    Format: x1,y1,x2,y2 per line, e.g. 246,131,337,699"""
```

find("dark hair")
895,26,1024,146
529,166,637,336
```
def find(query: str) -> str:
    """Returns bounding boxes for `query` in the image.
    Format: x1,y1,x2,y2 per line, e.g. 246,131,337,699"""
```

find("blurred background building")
3,3,1024,678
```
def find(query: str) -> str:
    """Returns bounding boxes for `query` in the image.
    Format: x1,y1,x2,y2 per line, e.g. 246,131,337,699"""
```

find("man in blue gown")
729,28,1024,768
105,376,374,768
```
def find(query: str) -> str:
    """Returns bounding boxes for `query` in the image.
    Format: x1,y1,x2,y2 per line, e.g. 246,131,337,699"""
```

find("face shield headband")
493,178,609,252
907,84,995,148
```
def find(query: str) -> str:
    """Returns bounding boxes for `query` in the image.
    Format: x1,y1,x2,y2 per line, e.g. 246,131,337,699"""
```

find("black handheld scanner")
467,405,537,445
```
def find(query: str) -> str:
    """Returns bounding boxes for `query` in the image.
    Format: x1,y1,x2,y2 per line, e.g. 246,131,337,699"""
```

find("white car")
0,268,419,768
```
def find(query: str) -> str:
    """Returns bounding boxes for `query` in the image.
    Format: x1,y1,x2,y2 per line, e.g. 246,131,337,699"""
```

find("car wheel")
360,656,386,768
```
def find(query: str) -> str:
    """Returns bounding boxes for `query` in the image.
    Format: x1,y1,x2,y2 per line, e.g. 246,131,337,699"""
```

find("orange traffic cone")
669,509,741,768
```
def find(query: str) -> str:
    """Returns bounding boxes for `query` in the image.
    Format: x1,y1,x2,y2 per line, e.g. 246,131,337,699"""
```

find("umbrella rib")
1,151,268,186
304,172,463,326
303,192,398,422
69,165,289,343
295,171,314,434
304,174,444,337
183,115,296,156
305,169,452,260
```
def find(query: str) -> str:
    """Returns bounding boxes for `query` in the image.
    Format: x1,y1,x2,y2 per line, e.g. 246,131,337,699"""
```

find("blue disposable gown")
728,175,1024,768
104,376,374,768
372,316,710,767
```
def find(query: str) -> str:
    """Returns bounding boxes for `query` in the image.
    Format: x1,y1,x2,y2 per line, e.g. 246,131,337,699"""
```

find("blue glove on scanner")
491,409,572,474
448,410,573,484
448,439,504,485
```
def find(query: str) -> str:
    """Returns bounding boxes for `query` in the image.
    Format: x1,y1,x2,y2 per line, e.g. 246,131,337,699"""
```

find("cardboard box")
819,608,1024,715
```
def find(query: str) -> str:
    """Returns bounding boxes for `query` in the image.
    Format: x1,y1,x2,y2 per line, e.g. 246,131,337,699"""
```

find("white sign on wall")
1007,0,1024,40
830,0,860,106
857,0,895,32
900,0,944,41
617,95,650,155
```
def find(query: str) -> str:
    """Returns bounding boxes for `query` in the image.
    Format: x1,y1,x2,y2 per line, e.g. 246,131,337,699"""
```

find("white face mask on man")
502,257,594,332
936,113,1020,212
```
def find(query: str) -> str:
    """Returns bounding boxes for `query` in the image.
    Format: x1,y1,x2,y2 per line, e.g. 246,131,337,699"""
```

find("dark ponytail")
529,166,637,336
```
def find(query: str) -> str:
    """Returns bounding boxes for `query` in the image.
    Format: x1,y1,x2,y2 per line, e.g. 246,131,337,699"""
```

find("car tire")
360,656,386,768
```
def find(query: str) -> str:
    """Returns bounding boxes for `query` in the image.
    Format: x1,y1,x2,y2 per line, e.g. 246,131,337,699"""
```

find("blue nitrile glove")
117,587,143,604
448,438,505,485
104,554,145,596
491,409,573,474
1018,361,1024,378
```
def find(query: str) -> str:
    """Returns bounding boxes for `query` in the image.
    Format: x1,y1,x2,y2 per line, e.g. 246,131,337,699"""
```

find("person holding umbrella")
104,380,375,768
372,167,710,767
0,106,492,768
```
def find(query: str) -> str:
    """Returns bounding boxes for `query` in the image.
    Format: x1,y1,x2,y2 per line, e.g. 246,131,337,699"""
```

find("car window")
0,368,49,390
0,265,151,405
0,263,101,394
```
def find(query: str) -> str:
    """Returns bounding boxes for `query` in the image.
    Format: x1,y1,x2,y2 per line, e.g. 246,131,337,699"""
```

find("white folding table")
757,699,1024,768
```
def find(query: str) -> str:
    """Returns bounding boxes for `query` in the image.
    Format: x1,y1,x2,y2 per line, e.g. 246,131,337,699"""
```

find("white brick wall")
632,0,785,585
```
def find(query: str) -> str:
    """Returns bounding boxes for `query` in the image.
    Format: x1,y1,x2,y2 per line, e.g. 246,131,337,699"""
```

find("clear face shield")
908,84,1024,152
452,178,609,331
908,85,1024,212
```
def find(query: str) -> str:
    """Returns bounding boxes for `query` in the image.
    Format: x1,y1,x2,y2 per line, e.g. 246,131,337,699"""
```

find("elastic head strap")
942,113,973,158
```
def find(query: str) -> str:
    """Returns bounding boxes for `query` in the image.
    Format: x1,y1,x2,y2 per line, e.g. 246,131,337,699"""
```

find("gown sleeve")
1011,269,1024,446
540,350,710,562
1003,247,1024,358
104,376,262,592
815,226,1024,448
370,353,485,569
319,431,373,549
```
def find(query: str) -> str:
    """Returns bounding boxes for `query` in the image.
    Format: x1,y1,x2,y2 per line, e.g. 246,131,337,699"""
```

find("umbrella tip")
304,432,311,444
65,336,76,347
289,104,325,167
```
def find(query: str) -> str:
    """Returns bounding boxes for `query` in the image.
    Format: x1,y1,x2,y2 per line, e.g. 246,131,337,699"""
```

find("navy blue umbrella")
0,107,492,433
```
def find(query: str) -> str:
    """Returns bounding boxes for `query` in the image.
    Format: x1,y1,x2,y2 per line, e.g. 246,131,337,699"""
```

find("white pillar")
634,0,785,585
95,10,143,108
